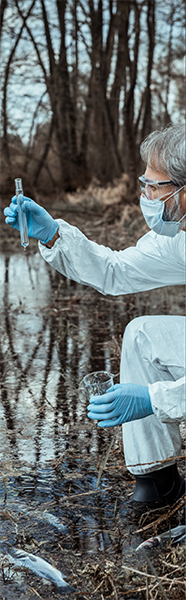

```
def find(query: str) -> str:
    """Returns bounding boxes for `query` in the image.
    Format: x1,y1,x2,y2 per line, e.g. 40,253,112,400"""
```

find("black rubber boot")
132,463,185,504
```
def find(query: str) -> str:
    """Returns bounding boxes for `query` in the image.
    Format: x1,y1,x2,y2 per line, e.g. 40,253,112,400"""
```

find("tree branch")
15,0,48,83
40,0,56,76
2,0,37,166
0,0,7,42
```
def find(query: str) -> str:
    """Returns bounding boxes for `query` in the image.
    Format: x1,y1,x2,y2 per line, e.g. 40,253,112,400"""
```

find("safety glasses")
139,175,177,200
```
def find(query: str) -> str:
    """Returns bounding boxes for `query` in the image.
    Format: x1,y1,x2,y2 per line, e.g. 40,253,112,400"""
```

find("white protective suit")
39,222,186,475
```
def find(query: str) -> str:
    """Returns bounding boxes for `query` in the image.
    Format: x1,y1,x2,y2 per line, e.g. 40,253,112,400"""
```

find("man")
4,124,186,505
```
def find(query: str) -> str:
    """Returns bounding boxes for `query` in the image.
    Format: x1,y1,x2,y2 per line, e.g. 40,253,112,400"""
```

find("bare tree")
1,0,36,173
0,0,185,194
151,0,185,127
0,0,7,41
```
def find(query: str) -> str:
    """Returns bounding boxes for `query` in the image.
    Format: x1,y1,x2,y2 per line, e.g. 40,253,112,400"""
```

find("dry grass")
0,450,185,600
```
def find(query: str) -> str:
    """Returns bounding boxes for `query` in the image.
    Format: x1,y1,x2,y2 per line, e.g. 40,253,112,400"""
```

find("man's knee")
120,316,158,384
123,316,149,349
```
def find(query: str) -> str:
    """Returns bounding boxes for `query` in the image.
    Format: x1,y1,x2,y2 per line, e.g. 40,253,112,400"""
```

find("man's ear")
180,186,186,209
183,186,186,204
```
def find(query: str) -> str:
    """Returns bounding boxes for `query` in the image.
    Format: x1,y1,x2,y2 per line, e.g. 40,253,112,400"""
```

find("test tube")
15,178,29,250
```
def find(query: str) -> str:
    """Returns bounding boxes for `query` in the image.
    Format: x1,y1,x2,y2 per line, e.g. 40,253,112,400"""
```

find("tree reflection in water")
0,252,127,486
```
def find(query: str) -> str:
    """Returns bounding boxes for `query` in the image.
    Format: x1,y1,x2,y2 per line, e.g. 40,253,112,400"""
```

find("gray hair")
140,125,185,187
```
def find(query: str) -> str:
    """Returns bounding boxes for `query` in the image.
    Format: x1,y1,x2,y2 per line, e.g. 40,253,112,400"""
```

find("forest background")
0,0,185,201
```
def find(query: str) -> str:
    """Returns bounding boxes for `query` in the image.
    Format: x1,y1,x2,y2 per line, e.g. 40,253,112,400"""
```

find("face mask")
140,187,185,237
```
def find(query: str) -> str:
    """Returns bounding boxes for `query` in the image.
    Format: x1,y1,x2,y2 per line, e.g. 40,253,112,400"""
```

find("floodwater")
0,251,124,466
0,250,135,599
0,251,185,599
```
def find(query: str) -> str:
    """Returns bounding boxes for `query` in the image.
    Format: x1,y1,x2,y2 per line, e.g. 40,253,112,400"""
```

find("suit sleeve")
149,376,185,423
38,220,185,295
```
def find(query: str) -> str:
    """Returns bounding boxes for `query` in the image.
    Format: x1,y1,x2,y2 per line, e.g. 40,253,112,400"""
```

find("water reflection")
0,252,126,472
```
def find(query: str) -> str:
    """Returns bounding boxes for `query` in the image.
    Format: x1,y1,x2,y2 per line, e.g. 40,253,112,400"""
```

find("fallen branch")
58,486,114,503
134,495,185,534
122,564,185,587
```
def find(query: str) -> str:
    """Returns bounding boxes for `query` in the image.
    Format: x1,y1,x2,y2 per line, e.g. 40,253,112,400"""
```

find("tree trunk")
140,0,155,140
122,0,140,195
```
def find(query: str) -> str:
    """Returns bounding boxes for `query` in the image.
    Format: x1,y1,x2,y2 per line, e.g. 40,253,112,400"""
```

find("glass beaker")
83,370,114,400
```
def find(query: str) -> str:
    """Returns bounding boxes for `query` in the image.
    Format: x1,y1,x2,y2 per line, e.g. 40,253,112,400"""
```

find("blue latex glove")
87,383,153,427
4,195,59,244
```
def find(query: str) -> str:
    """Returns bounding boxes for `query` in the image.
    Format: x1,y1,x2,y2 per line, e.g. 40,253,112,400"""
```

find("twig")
118,588,147,596
134,495,185,534
28,587,44,598
122,565,156,579
122,564,185,587
96,430,118,488
58,486,113,504
0,509,16,523
107,573,119,599
94,579,105,594
140,548,169,600
145,563,149,600
2,477,7,506
161,560,183,572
